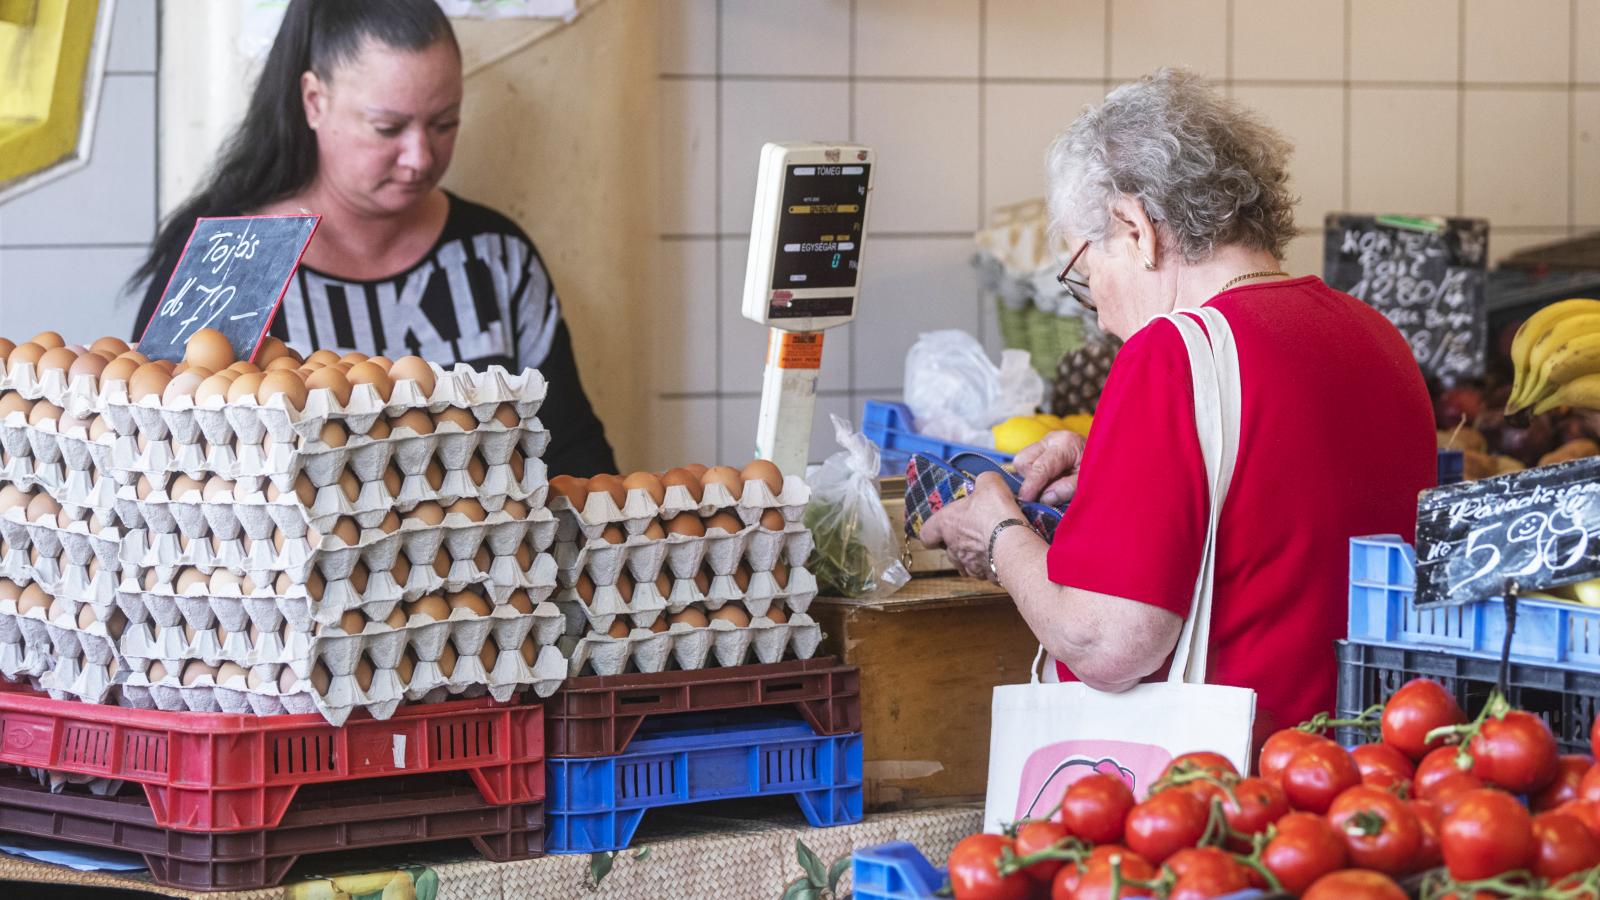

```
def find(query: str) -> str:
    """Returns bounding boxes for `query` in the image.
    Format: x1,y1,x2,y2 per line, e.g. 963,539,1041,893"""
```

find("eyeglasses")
1056,241,1094,312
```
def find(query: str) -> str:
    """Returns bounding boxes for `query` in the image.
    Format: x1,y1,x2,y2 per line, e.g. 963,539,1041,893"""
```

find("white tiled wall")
634,1,1590,471
0,0,160,344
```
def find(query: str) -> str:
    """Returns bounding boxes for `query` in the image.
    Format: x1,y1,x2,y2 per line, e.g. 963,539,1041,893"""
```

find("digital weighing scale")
741,141,876,476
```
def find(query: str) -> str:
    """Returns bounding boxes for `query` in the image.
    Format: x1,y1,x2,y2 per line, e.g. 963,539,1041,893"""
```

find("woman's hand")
918,472,1026,580
1014,430,1087,506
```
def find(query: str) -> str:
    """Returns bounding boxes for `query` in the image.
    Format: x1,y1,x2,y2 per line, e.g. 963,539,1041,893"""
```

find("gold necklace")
1220,270,1290,292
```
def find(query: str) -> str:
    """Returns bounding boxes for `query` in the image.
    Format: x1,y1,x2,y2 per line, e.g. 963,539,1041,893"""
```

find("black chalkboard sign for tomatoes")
1415,454,1600,607
138,215,319,363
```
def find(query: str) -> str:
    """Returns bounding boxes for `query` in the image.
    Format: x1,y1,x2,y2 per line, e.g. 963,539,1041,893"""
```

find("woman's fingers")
1039,474,1079,507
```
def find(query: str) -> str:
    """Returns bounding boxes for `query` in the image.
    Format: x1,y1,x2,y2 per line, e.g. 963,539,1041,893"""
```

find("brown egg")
377,510,401,534
761,509,785,530
89,415,111,439
142,568,161,590
146,660,170,683
152,359,176,373
17,584,49,614
390,556,411,586
600,525,626,545
0,339,12,361
227,372,266,403
305,349,341,368
27,400,61,426
381,465,402,498
256,370,307,410
502,497,528,519
606,618,631,639
587,474,627,506
309,663,333,694
162,370,210,405
435,406,476,432
254,336,292,366
170,473,205,500
98,355,139,385
396,650,417,684
670,606,709,628
474,545,492,572
28,332,64,350
732,563,752,592
77,604,98,629
389,356,436,397
25,491,59,523
623,471,666,505
338,468,360,502
423,461,445,491
379,604,405,629
265,356,301,372
195,371,237,404
183,328,235,373
36,346,77,374
329,516,360,547
711,604,751,627
90,336,129,356
57,412,92,435
318,420,348,448
432,553,451,578
507,588,533,614
765,605,789,624
704,511,744,535
660,467,704,502
0,393,30,421
447,498,486,521
548,475,587,504
515,637,535,666
514,542,534,570
390,408,434,435
227,360,260,375
615,574,635,602
6,343,45,369
0,580,20,603
216,662,248,686
408,501,445,526
328,608,365,635
772,561,790,589
575,572,596,605
701,465,744,498
351,656,377,692
406,595,450,621
693,569,711,593
348,561,370,593
466,455,487,486
336,351,367,366
369,356,394,371
180,660,219,686
447,590,492,616
742,459,785,495
347,362,393,401
435,644,459,677
129,363,172,401
683,463,709,479
305,367,354,406
508,452,526,482
293,473,317,507
176,568,208,594
0,485,27,514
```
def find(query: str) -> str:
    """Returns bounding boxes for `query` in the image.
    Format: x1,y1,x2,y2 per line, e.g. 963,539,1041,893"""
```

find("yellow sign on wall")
0,0,101,187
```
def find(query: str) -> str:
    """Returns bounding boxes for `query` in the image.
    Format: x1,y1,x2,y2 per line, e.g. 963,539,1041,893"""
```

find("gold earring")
1142,257,1155,270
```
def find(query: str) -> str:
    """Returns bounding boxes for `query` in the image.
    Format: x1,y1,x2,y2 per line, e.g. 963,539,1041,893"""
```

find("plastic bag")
803,415,912,599
903,330,1045,447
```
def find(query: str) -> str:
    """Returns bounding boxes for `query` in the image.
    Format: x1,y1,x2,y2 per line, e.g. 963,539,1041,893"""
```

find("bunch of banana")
1507,298,1600,415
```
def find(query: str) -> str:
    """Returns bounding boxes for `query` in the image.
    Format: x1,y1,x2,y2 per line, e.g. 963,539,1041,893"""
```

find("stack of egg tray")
0,356,567,724
548,474,822,676
0,689,544,891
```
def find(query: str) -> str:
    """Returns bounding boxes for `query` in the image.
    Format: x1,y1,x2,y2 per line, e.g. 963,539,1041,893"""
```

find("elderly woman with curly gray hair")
921,69,1435,736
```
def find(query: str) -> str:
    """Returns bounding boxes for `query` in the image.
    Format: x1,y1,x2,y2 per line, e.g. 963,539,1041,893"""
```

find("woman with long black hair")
129,0,615,477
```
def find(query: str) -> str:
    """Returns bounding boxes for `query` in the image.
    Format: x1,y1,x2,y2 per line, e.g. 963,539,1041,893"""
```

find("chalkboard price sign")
1323,214,1489,384
138,215,319,363
1415,455,1600,608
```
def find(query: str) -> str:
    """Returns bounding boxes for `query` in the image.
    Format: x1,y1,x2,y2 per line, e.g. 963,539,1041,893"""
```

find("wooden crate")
811,576,1037,810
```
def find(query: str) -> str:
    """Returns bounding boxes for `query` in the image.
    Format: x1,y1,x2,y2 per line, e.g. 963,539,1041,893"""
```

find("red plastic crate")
0,691,543,832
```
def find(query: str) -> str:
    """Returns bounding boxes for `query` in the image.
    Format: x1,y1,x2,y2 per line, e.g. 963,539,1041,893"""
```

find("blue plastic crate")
1347,535,1600,672
862,401,1013,477
545,715,863,853
850,842,1265,900
1437,449,1464,485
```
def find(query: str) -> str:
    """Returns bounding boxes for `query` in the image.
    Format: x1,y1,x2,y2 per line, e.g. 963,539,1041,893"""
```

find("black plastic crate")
1335,639,1599,755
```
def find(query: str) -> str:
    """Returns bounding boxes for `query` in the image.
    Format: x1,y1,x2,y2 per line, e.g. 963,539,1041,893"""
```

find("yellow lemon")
1032,413,1066,429
1061,414,1094,436
992,416,1052,454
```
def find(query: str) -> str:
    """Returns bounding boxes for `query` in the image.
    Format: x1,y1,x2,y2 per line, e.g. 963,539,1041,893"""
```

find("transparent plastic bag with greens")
803,415,911,599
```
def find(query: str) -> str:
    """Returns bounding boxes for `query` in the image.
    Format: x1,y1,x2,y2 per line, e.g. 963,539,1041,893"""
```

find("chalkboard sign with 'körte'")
1415,454,1600,608
1323,214,1489,385
138,215,319,363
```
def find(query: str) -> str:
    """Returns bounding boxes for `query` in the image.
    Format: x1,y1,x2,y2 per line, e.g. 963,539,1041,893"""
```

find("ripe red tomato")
1533,755,1594,811
1164,751,1239,780
1531,811,1600,880
1049,862,1079,900
1425,773,1488,817
1259,729,1328,784
1410,800,1444,872
1262,812,1347,894
1013,819,1069,883
1165,847,1252,900
1557,799,1600,839
947,833,1034,900
1302,869,1408,900
1380,679,1466,760
1124,788,1209,864
1325,784,1423,875
1470,710,1560,794
1441,789,1535,881
1219,776,1288,840
1415,746,1477,797
1059,772,1135,845
1071,851,1157,900
1282,742,1362,814
1352,742,1417,782
1579,762,1600,803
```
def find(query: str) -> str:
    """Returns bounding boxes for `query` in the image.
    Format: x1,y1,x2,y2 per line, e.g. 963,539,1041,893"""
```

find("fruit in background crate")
1434,384,1487,428
1540,438,1600,466
1508,298,1600,412
991,416,1052,454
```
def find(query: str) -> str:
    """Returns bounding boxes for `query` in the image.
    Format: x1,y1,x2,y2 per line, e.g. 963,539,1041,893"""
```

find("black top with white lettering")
133,193,616,477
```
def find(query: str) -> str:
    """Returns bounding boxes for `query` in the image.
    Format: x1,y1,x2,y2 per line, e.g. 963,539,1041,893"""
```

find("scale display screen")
769,163,871,292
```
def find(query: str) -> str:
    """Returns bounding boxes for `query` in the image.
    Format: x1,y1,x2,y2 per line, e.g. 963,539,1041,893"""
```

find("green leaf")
827,856,851,892
413,868,440,900
796,839,827,887
781,877,820,900
590,851,615,886
633,846,652,861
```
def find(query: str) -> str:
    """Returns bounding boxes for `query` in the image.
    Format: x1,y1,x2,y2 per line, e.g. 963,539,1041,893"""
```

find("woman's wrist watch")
987,518,1028,582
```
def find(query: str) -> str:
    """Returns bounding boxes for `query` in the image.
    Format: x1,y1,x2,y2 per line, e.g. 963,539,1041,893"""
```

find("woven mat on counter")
0,803,982,899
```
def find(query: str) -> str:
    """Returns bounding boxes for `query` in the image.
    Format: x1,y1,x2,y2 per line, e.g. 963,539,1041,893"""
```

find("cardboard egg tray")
559,612,824,677
0,507,123,576
554,522,814,588
552,563,819,632
0,595,125,704
550,474,811,541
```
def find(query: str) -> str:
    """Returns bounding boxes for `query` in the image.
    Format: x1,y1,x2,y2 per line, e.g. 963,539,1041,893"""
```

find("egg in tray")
546,461,822,677
0,328,564,725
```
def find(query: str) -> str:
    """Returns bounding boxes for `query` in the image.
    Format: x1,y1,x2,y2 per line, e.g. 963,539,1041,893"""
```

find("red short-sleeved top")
1047,276,1435,734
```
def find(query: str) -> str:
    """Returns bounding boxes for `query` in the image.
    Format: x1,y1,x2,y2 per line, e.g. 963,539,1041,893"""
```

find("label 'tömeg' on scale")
138,215,319,363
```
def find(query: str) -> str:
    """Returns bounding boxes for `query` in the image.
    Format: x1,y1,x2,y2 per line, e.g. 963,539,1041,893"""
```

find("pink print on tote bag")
1013,739,1174,822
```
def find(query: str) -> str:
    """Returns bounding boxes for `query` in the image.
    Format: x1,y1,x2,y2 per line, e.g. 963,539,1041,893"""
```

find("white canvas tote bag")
983,306,1258,832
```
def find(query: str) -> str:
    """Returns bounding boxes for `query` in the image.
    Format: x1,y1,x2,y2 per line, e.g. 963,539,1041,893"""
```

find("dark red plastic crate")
0,691,543,831
0,770,542,891
544,657,861,757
